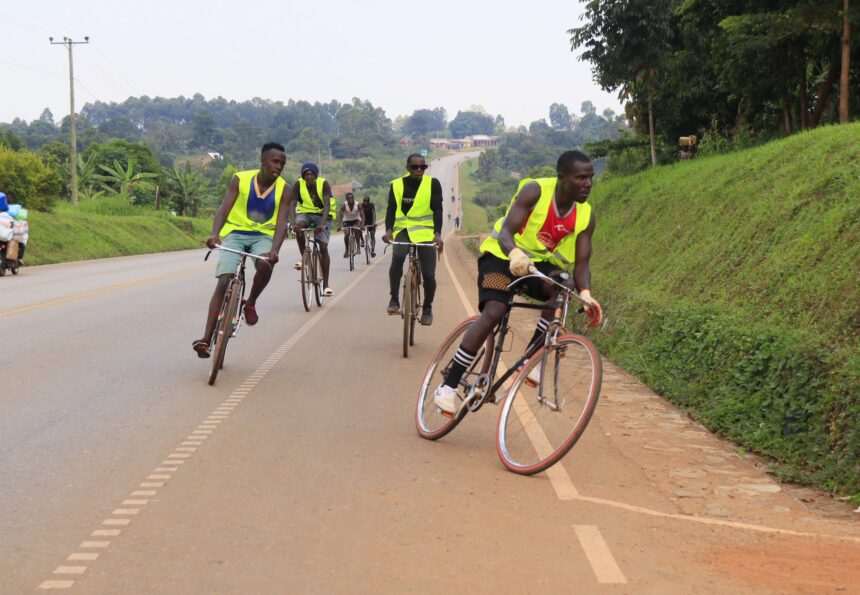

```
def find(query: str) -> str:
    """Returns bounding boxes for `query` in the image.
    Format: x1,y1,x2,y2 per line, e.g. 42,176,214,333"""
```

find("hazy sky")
0,0,623,128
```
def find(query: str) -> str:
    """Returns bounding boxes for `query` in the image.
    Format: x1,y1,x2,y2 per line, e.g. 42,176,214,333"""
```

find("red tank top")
520,200,577,252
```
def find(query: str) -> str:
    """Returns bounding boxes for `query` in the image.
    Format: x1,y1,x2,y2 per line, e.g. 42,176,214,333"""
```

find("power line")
77,50,134,97
92,45,142,97
0,59,63,78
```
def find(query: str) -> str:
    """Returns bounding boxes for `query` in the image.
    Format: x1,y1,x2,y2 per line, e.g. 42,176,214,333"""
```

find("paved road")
2,153,858,593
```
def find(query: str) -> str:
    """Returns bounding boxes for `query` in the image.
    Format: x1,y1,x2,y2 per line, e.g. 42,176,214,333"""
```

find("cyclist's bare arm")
267,185,294,263
208,175,240,248
497,181,541,256
573,212,596,292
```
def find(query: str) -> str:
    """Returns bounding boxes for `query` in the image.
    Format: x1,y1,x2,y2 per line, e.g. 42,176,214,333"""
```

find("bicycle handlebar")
507,266,591,307
204,244,272,267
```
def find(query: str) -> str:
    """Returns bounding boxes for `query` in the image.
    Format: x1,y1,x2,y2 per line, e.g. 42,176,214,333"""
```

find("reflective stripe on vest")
392,175,434,242
296,177,329,215
479,177,592,269
219,170,284,237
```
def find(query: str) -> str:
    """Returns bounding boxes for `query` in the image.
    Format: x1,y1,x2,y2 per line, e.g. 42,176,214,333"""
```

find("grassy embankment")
590,124,859,498
26,197,210,265
457,158,494,238
456,124,859,499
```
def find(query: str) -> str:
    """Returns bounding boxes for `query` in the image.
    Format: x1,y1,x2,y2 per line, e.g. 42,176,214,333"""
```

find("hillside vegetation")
589,123,859,497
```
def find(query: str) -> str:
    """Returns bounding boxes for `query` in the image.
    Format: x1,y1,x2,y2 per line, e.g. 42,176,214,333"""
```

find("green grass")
458,158,495,238
27,202,210,265
589,123,860,498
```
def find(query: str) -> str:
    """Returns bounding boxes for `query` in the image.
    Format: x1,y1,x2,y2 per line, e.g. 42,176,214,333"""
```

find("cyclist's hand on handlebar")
579,289,603,329
508,247,533,276
261,251,279,265
205,235,221,249
434,235,444,254
291,224,302,233
382,230,393,244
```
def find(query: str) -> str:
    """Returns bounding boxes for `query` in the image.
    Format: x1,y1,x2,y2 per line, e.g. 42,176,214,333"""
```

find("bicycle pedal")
439,409,453,419
525,378,538,388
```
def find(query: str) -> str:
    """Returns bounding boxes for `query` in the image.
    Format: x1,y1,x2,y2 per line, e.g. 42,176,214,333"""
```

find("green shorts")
215,232,273,277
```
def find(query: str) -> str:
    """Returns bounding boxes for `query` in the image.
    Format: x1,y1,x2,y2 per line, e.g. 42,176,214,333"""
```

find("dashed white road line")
573,525,628,584
37,255,383,590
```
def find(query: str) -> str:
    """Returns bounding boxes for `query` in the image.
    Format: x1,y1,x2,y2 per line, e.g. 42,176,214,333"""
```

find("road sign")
420,149,428,157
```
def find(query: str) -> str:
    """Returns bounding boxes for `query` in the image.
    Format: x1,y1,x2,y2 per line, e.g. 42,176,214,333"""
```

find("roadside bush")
0,146,62,210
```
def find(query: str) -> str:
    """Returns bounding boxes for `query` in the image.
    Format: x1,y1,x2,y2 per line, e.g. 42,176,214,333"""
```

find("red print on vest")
522,203,577,252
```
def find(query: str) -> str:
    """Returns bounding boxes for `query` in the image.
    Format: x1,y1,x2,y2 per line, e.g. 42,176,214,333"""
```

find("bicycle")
363,224,376,264
296,226,325,311
414,268,602,475
385,241,438,358
203,245,270,386
344,224,361,271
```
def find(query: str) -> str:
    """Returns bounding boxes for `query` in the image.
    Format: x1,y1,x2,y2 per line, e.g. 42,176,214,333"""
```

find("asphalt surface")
2,153,858,594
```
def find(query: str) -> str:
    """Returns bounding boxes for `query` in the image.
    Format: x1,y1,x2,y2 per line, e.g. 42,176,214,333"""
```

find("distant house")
330,179,364,198
398,137,412,146
468,135,499,148
429,138,450,150
200,151,224,167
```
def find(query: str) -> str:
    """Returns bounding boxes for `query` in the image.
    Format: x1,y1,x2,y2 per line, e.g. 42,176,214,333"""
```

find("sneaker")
433,384,460,414
323,287,334,297
420,306,433,326
293,261,302,270
386,296,400,315
343,251,349,258
525,362,542,387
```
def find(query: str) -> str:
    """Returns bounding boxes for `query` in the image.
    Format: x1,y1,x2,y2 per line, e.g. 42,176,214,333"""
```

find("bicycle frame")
457,269,588,415
205,245,271,332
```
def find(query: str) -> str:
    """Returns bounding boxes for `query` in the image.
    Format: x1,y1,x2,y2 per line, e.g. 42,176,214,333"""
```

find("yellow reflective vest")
479,177,592,270
219,170,285,237
391,175,434,242
296,177,332,218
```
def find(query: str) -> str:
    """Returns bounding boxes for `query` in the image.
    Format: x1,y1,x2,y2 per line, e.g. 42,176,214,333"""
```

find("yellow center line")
1,264,208,318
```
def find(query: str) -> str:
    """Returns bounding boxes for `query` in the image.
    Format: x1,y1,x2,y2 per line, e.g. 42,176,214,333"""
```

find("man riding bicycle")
339,192,365,258
361,195,377,257
193,142,291,358
382,153,444,325
290,162,334,296
433,150,603,413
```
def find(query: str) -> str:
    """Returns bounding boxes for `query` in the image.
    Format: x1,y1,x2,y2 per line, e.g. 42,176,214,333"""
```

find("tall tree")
549,103,574,129
571,0,676,165
840,0,852,122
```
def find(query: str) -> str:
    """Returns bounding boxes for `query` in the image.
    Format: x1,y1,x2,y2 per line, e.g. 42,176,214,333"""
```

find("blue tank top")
234,180,277,236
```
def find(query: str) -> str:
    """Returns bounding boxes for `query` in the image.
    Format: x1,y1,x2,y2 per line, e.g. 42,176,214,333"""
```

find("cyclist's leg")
417,240,437,307
343,222,350,257
388,230,410,300
314,216,332,290
294,214,309,268
244,235,275,313
199,275,232,348
523,262,564,350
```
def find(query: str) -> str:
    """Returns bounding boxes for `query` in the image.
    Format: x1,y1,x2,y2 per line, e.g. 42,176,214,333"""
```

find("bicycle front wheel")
209,284,240,385
496,334,602,475
348,232,355,271
313,247,324,307
364,232,371,264
300,249,311,312
409,266,420,347
401,271,412,358
416,316,493,440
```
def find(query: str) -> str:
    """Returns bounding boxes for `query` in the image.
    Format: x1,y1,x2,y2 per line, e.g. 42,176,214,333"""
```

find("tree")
165,162,210,216
403,108,447,137
0,146,62,210
191,109,217,148
477,149,500,182
549,103,574,129
570,0,676,166
39,108,55,125
449,110,496,137
840,0,851,122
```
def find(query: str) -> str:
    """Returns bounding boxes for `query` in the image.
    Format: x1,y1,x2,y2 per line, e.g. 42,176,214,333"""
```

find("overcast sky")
0,0,623,128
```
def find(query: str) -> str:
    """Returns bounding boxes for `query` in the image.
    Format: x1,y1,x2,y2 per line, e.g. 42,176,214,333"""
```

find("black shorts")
342,220,361,228
477,253,560,310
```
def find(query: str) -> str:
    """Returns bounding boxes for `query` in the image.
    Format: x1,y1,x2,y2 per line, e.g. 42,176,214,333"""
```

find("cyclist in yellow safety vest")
382,153,444,326
289,162,334,296
433,150,604,414
192,142,292,358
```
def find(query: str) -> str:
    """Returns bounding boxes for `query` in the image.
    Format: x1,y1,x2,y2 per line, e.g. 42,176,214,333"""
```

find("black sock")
527,318,550,352
443,347,477,389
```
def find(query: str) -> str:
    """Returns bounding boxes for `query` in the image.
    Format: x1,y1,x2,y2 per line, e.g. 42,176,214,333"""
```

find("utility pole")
50,36,89,206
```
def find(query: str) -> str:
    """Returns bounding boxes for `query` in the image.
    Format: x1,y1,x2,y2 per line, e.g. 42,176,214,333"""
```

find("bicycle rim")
349,234,355,271
313,247,324,306
364,234,371,264
409,269,419,346
496,334,602,475
402,273,411,358
300,250,310,312
208,287,235,385
415,316,493,440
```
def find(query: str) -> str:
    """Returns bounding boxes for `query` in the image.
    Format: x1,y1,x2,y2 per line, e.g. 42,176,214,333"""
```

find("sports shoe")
525,362,542,387
420,305,433,326
387,296,400,315
293,261,302,270
433,384,459,414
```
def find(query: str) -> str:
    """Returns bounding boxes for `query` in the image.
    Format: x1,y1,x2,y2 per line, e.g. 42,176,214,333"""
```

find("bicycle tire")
496,334,602,475
415,316,494,440
300,249,311,312
364,231,371,264
348,232,355,271
208,285,238,385
409,265,420,346
313,246,324,307
401,269,411,358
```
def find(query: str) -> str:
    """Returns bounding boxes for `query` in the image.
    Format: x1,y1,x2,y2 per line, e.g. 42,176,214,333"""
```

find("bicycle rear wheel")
209,284,240,385
401,270,411,358
496,334,602,475
300,249,311,312
348,232,356,271
416,316,493,440
313,246,324,307
364,231,371,264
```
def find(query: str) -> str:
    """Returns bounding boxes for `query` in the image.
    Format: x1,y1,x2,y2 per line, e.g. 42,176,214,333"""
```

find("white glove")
508,247,533,277
579,289,603,329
